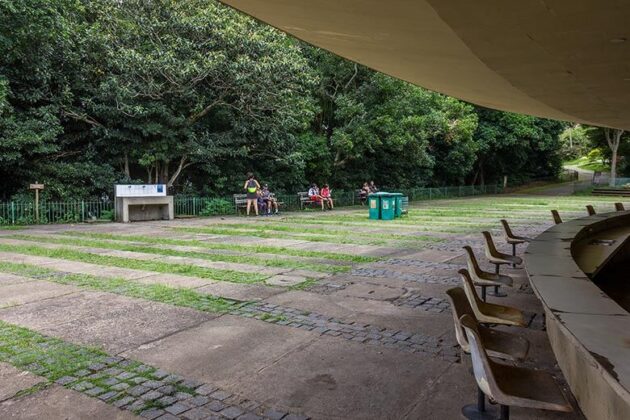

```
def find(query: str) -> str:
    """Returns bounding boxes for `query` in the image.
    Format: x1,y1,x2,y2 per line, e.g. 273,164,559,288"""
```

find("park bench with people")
234,192,283,214
298,191,322,210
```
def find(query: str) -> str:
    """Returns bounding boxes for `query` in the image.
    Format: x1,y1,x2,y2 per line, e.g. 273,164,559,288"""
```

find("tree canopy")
1,0,568,200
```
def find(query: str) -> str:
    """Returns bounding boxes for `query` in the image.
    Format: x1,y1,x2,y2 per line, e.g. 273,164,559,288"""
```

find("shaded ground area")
0,194,619,419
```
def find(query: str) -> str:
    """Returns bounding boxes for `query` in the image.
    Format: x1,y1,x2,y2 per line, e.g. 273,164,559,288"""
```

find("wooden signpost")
29,182,44,223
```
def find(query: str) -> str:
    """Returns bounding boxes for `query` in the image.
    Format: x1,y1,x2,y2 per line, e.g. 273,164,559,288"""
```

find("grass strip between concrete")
0,243,267,284
200,222,445,243
60,231,377,263
9,234,350,274
0,261,244,314
171,226,392,245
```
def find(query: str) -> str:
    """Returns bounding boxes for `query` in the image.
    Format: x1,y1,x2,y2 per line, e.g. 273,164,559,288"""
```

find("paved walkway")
0,196,594,419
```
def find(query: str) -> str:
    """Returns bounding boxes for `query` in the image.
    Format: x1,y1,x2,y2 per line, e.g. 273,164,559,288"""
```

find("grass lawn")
564,156,609,172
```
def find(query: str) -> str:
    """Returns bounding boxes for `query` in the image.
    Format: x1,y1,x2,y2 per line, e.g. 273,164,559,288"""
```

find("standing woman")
244,173,261,216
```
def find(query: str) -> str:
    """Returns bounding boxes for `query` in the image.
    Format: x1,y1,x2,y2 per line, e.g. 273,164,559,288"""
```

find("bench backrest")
233,194,247,206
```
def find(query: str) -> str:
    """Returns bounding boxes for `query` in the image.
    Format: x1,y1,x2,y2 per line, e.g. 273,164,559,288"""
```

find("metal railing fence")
0,183,502,225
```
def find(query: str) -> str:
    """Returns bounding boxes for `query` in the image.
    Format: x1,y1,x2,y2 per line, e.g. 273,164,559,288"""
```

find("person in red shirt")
320,184,334,210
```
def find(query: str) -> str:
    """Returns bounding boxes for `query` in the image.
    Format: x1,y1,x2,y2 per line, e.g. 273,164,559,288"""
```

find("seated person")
308,183,325,210
256,190,268,215
320,184,334,210
261,184,278,214
359,182,370,204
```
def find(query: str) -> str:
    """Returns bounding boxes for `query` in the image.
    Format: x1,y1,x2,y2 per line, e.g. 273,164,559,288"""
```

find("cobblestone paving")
349,267,460,286
19,267,461,362
0,322,307,420
235,303,460,362
378,259,460,270
424,241,484,253
391,294,450,313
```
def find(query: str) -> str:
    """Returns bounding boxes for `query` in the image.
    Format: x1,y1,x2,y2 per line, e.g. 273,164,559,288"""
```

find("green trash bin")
368,194,381,220
380,193,395,220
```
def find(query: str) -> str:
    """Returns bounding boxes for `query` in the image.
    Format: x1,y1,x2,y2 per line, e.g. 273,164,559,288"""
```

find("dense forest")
1,0,571,200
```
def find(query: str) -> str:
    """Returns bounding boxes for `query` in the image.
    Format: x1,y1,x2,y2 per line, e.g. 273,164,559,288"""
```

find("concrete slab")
237,336,452,419
266,275,307,287
158,256,284,275
96,249,161,260
122,315,316,388
195,282,284,301
134,273,214,289
402,361,578,420
0,385,137,419
0,363,45,402
286,269,331,279
0,273,34,286
0,253,154,280
0,253,59,266
0,291,216,353
0,280,78,308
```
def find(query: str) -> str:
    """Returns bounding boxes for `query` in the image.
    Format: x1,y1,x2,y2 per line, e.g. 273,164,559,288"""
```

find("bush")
99,209,115,221
587,148,604,162
199,198,233,216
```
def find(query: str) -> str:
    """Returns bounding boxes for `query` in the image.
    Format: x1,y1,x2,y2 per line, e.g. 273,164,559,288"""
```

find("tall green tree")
83,0,316,189
472,108,565,185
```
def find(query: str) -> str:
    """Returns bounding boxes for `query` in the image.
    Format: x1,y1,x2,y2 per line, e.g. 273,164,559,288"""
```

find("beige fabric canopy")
220,0,630,130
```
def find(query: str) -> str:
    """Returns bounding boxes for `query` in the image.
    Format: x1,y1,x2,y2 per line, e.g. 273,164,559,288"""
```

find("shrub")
587,148,604,162
99,209,115,221
199,198,233,216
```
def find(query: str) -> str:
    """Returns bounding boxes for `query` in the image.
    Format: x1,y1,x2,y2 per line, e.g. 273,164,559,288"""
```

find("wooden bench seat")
234,193,284,214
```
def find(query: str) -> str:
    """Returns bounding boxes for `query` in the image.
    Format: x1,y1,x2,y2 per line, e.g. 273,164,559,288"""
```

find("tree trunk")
605,128,624,187
161,161,169,186
167,155,192,187
611,150,618,186
146,166,152,184
471,169,479,186
123,151,130,178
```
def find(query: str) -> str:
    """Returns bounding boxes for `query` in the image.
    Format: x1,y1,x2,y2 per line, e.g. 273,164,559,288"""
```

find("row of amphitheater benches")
447,220,573,419
592,187,630,197
551,201,626,224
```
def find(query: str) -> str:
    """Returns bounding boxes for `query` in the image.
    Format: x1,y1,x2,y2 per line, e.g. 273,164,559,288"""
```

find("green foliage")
587,148,604,162
1,0,567,200
559,125,590,160
98,209,114,221
199,198,233,216
472,108,566,185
